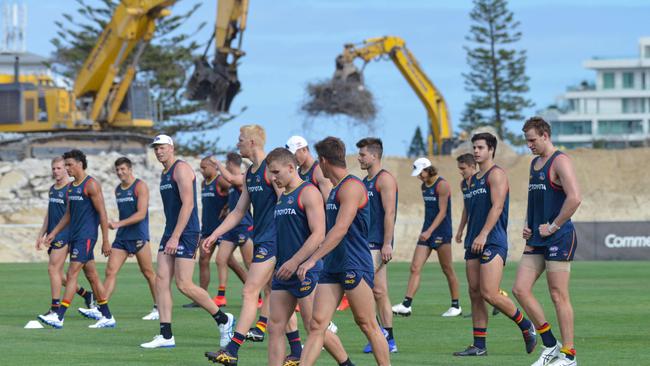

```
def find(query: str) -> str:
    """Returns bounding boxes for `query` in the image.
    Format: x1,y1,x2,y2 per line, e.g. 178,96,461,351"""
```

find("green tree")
407,126,427,158
49,0,233,155
461,0,533,144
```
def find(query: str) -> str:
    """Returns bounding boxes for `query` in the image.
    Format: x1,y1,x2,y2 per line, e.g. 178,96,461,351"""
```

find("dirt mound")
2,148,650,262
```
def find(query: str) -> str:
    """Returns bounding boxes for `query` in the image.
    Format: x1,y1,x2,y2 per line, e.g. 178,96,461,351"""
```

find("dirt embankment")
1,148,649,263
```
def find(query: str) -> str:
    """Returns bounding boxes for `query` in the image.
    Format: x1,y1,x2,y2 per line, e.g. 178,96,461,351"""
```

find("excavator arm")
334,36,453,155
186,0,249,113
74,0,176,127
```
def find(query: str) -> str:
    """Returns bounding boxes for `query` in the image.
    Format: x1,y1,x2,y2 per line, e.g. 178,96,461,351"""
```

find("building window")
645,45,650,59
623,72,635,89
552,121,592,136
598,120,643,135
643,72,647,90
622,98,645,113
603,72,615,89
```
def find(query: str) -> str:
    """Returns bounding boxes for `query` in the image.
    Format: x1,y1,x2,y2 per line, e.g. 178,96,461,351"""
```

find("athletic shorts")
48,240,68,255
417,235,452,250
112,239,147,255
159,232,200,259
319,269,374,290
222,225,253,246
70,238,96,263
271,271,319,298
252,240,276,263
524,229,577,261
464,244,508,265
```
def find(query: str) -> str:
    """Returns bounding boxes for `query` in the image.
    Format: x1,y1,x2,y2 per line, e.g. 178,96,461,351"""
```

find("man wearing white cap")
286,135,333,202
140,134,235,349
391,157,462,318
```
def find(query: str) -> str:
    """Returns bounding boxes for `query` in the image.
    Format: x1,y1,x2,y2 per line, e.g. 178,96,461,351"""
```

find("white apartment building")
543,37,650,149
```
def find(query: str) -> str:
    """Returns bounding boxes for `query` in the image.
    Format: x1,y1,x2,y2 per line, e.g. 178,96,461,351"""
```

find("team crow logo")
368,182,374,190
539,172,545,181
127,190,133,196
71,248,79,258
482,248,492,261
287,195,294,205
58,192,63,198
300,277,313,292
344,271,357,285
256,175,261,183
480,178,485,185
255,247,269,259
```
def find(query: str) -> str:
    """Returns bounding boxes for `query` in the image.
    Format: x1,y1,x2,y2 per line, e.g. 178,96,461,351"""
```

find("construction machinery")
0,0,176,160
333,36,453,155
185,0,248,113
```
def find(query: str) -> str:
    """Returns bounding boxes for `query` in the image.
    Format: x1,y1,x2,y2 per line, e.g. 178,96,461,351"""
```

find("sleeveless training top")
48,183,69,243
160,160,200,236
246,160,277,244
463,166,509,249
274,182,323,278
299,161,320,187
68,176,99,241
363,169,398,244
115,179,149,241
201,175,229,236
323,175,373,273
527,150,574,246
228,185,253,227
421,177,452,237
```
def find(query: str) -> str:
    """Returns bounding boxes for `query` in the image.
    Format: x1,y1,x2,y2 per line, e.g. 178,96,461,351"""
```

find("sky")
9,0,650,156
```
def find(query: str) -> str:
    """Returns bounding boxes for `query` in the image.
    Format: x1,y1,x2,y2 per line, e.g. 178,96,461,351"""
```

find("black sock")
212,309,228,325
76,287,87,297
385,327,394,340
51,298,61,312
339,358,354,366
451,299,460,309
153,304,158,309
160,322,172,339
97,300,112,318
403,296,413,307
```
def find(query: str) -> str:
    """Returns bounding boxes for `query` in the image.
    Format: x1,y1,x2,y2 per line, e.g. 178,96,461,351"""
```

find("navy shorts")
48,239,68,255
271,271,319,299
464,244,508,265
319,269,374,290
222,225,253,246
524,229,577,262
70,238,96,263
112,239,147,255
252,240,277,263
159,232,200,259
417,235,452,250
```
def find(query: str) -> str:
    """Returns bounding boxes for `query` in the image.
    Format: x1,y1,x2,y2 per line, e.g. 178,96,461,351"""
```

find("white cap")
285,135,308,154
411,157,432,176
150,134,174,147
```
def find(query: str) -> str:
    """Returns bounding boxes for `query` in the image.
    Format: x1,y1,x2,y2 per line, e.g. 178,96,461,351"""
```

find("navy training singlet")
228,185,253,227
246,160,277,244
159,160,200,236
421,177,452,237
201,175,229,236
463,166,509,249
115,179,149,241
48,183,70,243
363,169,398,244
68,176,99,241
299,161,320,188
527,150,574,246
323,175,373,273
274,182,323,277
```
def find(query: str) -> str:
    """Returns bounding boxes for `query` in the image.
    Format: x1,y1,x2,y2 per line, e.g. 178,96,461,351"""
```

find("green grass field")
1,261,648,365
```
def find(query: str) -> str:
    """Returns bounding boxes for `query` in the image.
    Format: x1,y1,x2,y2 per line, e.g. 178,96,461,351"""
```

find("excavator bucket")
185,56,241,113
301,55,377,122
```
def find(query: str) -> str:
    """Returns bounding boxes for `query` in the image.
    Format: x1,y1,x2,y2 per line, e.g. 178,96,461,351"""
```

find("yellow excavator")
0,0,176,160
185,0,248,113
334,36,453,155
